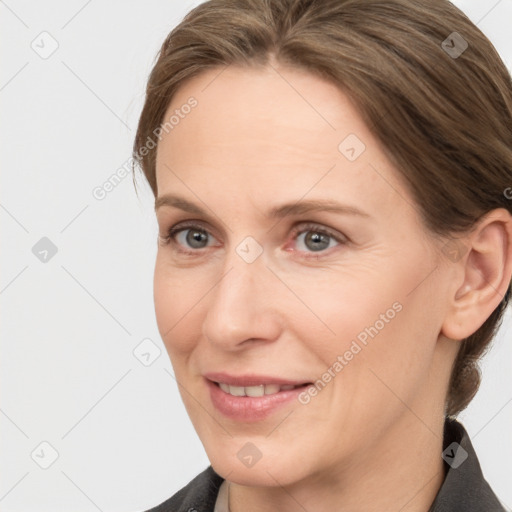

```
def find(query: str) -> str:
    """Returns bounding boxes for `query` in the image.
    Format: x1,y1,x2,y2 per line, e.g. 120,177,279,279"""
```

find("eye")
158,221,347,258
158,221,217,255
288,222,346,258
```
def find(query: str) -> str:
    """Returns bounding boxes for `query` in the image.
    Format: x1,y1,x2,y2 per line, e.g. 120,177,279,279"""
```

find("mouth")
204,376,314,422
203,371,313,388
212,381,311,397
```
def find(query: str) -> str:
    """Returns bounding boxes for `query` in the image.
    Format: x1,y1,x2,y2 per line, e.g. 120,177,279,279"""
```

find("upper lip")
204,372,312,387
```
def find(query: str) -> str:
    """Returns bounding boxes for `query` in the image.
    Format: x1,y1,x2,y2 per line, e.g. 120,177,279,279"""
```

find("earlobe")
441,208,512,341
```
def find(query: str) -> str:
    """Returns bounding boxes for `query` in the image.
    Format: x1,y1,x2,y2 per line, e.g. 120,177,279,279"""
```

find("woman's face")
153,63,457,487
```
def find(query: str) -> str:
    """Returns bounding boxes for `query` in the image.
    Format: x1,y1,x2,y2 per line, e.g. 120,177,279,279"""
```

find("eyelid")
159,219,219,249
289,222,347,244
160,219,348,256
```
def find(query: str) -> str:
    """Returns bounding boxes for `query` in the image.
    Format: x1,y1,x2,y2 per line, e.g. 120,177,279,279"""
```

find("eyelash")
158,220,347,259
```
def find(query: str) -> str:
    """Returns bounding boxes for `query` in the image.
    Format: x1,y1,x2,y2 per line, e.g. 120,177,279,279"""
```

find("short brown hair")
133,0,512,417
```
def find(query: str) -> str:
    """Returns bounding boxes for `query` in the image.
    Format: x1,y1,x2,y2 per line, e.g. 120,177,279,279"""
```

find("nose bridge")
202,240,280,348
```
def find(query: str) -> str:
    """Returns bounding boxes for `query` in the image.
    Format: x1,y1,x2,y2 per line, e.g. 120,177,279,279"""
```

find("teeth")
245,385,265,397
263,384,281,395
229,385,246,396
218,382,230,393
217,382,299,396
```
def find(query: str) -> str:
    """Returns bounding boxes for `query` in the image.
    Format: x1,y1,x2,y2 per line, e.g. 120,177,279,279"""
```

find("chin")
213,460,295,487
208,441,316,488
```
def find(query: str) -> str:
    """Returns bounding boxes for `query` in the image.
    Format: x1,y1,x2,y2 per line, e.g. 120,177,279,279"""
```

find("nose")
201,244,283,351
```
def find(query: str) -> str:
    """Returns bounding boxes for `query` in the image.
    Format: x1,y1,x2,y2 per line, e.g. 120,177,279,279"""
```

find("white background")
1,1,511,510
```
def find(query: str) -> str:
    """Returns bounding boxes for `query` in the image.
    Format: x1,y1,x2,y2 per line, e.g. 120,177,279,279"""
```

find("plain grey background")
1,1,511,510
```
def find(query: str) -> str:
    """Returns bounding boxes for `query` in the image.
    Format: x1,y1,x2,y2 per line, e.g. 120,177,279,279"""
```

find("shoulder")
142,465,224,512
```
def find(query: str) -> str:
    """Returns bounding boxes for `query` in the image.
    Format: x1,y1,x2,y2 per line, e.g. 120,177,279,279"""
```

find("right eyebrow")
155,194,372,220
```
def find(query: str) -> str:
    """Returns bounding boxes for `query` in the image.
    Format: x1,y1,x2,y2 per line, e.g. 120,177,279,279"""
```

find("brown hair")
132,0,512,417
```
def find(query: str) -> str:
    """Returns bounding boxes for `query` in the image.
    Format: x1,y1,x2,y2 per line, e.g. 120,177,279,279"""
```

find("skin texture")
152,61,512,512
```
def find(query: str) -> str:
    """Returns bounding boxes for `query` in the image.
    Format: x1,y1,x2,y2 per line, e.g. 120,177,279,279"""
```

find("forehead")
154,64,412,222
158,64,367,159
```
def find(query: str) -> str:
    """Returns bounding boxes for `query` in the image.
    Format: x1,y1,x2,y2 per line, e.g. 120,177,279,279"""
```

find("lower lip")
206,379,311,422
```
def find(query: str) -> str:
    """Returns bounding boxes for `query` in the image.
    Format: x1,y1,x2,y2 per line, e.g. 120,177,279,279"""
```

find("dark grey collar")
144,417,506,511
428,417,506,511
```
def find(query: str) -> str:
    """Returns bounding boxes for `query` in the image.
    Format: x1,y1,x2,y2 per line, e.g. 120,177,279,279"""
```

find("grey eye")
306,232,330,251
296,230,338,253
180,228,210,249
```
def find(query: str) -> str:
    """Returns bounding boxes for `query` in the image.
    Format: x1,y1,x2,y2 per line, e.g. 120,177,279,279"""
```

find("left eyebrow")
267,199,372,219
154,193,372,220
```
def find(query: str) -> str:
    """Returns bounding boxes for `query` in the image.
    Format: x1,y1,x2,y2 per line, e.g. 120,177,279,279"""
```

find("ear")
441,208,512,341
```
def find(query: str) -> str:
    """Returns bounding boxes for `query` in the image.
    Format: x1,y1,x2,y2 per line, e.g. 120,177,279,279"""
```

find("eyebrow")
155,194,371,220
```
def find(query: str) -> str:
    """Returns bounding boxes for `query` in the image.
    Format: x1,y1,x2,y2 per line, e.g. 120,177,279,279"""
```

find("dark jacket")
143,417,507,511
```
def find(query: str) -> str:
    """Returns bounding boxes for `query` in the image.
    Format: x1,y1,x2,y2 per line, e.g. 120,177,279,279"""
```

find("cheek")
297,261,434,393
153,258,204,355
285,266,400,351
333,287,439,420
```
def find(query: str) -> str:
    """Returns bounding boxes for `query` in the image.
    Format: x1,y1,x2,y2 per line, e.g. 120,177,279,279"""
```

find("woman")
133,0,512,510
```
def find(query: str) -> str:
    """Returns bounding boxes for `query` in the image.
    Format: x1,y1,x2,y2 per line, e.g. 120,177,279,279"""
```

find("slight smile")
204,373,314,422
